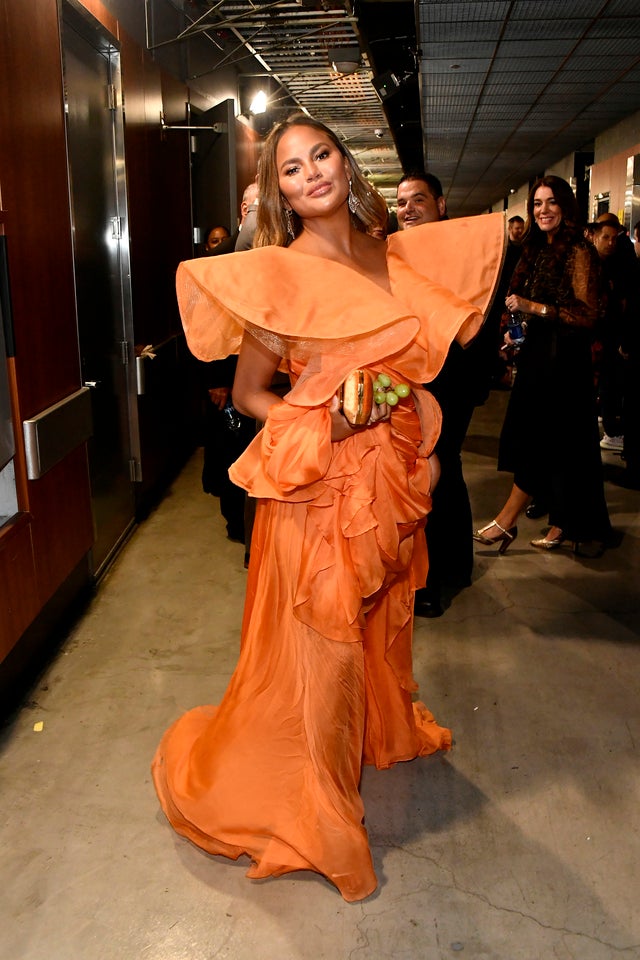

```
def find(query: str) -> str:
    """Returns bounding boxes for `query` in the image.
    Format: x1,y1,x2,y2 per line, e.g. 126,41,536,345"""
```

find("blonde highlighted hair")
254,112,389,247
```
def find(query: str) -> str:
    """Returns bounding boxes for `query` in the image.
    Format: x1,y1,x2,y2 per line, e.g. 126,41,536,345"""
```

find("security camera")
374,128,385,139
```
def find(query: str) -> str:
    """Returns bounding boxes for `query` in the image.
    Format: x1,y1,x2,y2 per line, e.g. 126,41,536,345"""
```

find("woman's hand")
505,293,530,314
208,387,230,410
329,393,390,442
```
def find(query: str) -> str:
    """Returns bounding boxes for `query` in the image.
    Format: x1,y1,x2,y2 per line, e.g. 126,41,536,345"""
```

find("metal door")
62,3,139,576
191,100,237,254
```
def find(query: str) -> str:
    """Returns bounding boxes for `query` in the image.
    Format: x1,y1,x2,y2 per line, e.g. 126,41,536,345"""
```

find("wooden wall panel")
159,70,193,330
0,518,39,661
75,0,117,36
119,34,198,500
27,446,94,604
0,0,81,419
0,0,200,675
0,0,94,663
237,120,262,199
121,36,192,348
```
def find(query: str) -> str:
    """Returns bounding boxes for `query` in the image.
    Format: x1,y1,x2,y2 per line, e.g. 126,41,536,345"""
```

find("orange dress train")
152,214,505,901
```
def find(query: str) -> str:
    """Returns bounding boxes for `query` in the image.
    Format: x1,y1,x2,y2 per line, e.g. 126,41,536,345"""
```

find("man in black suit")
199,182,259,556
396,171,490,617
204,182,258,256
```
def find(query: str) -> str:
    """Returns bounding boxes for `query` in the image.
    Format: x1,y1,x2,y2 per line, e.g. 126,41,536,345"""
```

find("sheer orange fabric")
152,213,506,901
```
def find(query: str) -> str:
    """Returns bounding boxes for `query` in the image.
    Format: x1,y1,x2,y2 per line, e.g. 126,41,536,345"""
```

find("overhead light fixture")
328,46,361,75
249,90,268,115
372,71,401,101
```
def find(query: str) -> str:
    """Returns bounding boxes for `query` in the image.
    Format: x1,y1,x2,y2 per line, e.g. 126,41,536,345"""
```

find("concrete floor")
1,390,639,960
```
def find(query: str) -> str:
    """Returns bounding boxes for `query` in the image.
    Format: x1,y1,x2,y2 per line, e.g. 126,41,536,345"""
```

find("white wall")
594,110,640,163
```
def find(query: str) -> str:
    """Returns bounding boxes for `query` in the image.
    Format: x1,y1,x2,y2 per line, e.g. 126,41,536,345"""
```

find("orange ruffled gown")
152,214,505,901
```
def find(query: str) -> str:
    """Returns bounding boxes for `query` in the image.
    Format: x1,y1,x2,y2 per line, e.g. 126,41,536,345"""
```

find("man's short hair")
596,211,621,228
508,215,524,225
592,221,618,236
242,182,259,205
397,170,444,199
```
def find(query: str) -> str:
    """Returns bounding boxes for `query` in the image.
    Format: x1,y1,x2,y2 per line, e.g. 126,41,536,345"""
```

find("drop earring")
348,179,360,214
284,207,295,240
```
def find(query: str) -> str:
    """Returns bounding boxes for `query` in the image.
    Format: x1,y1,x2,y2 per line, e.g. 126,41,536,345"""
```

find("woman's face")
276,124,350,222
205,227,229,250
532,185,563,237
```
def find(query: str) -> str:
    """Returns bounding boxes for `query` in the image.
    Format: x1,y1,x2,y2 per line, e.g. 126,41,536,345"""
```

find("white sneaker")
600,434,624,451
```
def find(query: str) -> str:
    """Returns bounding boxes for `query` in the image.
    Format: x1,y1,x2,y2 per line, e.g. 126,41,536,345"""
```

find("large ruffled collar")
176,212,505,369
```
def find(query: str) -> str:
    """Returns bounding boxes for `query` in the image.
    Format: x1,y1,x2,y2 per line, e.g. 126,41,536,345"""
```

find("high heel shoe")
530,533,565,550
473,521,517,554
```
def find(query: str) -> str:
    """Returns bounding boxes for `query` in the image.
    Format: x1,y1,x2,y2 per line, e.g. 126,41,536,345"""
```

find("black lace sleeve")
511,239,602,331
556,243,602,330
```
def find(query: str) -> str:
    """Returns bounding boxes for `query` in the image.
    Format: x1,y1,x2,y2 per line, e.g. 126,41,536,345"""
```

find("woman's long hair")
522,175,583,248
254,112,389,247
509,175,591,300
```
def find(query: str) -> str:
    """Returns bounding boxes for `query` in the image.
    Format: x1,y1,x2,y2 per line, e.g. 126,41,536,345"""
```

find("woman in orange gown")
152,115,504,901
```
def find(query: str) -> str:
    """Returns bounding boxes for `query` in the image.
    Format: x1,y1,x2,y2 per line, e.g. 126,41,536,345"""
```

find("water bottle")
222,398,242,432
507,313,526,347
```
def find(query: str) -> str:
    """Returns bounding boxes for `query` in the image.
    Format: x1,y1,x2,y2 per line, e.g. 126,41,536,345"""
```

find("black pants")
425,346,478,592
623,356,640,479
599,344,625,438
202,403,255,540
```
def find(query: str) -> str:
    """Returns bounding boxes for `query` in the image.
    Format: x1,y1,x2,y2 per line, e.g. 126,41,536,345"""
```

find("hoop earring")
348,179,360,214
284,207,295,240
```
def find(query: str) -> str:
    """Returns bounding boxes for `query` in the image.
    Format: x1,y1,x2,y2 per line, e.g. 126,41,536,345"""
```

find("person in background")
474,175,611,556
203,225,230,252
596,212,637,268
152,114,504,902
507,214,525,244
488,214,525,392
396,171,489,617
235,181,259,251
203,182,259,256
200,355,255,548
396,170,447,227
620,275,640,485
591,221,627,452
633,221,640,258
199,185,260,553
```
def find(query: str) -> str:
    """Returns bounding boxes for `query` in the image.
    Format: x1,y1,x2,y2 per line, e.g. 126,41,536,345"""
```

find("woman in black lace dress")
474,175,611,555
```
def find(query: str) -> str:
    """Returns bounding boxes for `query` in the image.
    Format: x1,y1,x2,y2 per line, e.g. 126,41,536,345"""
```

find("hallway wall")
0,0,200,707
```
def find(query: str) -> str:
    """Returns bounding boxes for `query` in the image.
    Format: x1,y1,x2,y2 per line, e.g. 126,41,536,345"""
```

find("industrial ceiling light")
249,90,268,115
328,46,361,75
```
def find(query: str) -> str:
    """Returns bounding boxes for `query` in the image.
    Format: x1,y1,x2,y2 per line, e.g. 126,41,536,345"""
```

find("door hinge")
107,83,118,110
111,216,122,239
129,459,142,482
119,340,130,365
